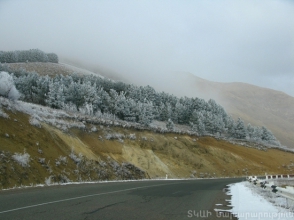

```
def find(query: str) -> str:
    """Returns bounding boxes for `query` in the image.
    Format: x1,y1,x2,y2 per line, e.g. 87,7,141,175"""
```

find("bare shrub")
12,150,30,167
128,133,136,140
29,116,42,128
55,156,67,166
69,150,83,164
38,158,45,164
105,132,125,140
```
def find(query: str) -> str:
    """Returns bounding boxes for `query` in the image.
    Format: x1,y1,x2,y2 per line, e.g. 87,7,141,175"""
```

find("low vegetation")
0,96,293,189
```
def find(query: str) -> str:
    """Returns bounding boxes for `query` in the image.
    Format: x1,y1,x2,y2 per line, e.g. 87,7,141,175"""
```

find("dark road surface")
0,178,244,220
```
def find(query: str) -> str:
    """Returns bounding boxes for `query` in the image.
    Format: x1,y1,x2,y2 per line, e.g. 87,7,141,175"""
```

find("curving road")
0,178,243,220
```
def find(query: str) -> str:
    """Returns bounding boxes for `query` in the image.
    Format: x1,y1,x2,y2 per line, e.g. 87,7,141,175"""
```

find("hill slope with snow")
1,96,294,189
4,61,292,148
1,62,294,189
99,68,294,149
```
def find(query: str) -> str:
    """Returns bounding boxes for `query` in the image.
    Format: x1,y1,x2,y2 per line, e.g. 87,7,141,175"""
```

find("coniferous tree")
233,118,247,139
166,118,175,131
261,126,280,146
174,101,186,124
46,81,65,108
247,123,255,139
0,71,20,100
137,101,154,126
47,53,59,63
14,72,39,102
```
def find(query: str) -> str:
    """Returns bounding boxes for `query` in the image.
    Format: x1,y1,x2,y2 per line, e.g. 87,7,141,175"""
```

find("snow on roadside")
228,181,293,220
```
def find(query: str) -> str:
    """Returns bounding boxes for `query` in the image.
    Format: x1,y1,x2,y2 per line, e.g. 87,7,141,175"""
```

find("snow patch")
228,181,293,219
12,151,30,167
0,108,9,118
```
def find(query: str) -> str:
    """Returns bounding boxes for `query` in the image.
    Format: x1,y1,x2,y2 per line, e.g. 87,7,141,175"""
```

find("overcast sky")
0,0,293,96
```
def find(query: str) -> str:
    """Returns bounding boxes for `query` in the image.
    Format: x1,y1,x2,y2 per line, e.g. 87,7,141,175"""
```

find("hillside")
1,62,294,189
215,82,294,149
175,73,294,149
101,69,294,149
1,97,294,189
3,62,292,149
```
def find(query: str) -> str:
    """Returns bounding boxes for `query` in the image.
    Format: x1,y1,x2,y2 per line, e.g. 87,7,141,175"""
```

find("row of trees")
0,49,58,63
0,63,280,146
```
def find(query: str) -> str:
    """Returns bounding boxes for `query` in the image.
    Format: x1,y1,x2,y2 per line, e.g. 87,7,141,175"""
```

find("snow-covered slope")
94,68,294,149
2,96,294,189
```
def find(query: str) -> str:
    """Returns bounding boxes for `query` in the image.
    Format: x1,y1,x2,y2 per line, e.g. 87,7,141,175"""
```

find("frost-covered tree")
261,126,280,146
0,71,20,100
246,123,255,139
17,49,48,62
166,118,175,131
107,90,129,121
180,97,193,124
45,81,65,108
24,75,51,105
0,49,59,63
203,111,215,133
190,110,206,134
159,102,173,121
225,116,235,134
79,102,94,115
123,98,137,122
197,120,206,135
0,51,18,63
16,50,30,62
157,102,166,121
80,81,101,112
137,100,154,126
174,101,186,124
47,53,59,63
251,126,263,142
231,118,247,139
212,114,225,135
14,72,40,102
96,87,111,113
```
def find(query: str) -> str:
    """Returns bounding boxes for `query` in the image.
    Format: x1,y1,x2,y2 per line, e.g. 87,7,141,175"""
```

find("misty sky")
0,0,293,96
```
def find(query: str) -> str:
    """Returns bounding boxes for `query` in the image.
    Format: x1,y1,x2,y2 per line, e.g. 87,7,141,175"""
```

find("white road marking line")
172,191,181,194
0,182,180,214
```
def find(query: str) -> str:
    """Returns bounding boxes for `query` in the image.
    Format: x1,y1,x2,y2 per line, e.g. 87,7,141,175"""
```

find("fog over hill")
1,0,293,96
111,69,294,148
59,58,294,148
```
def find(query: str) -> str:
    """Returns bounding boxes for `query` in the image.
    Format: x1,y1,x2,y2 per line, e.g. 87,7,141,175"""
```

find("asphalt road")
0,178,244,220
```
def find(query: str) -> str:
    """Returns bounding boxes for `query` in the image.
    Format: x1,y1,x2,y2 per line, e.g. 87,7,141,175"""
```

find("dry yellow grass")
72,126,294,178
5,62,78,77
1,108,294,189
